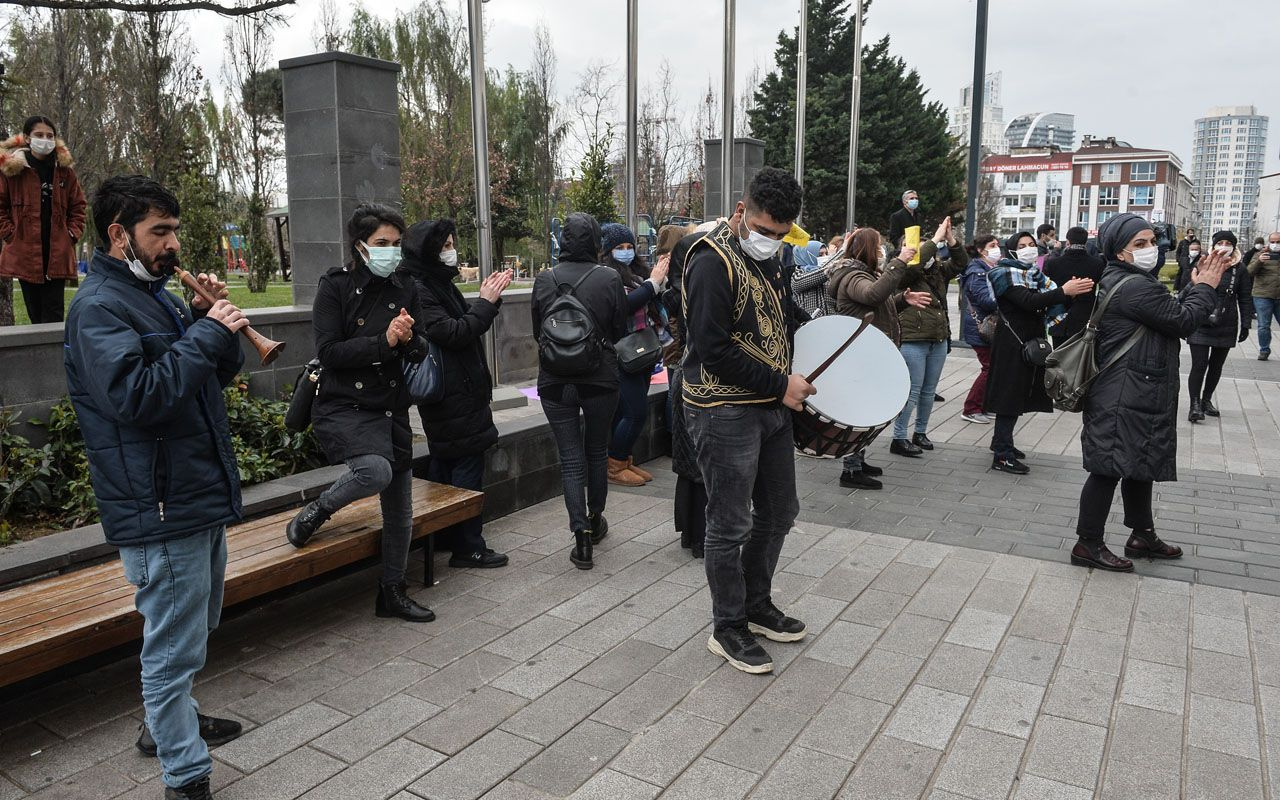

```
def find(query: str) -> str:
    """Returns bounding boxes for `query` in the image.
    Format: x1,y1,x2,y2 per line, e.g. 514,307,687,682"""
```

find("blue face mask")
362,245,401,277
906,198,919,210
612,247,635,265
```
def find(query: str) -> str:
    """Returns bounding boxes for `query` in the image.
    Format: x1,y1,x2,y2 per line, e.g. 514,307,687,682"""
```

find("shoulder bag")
1043,274,1146,413
403,341,445,404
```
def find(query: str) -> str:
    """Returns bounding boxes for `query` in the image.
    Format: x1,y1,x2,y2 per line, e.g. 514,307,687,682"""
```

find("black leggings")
1188,344,1229,402
19,278,65,324
1075,473,1154,542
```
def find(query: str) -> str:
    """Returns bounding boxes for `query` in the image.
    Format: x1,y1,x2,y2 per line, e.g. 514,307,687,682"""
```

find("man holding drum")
682,167,814,675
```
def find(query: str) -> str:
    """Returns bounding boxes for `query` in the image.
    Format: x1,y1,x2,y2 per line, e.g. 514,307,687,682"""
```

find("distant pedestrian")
960,234,1001,424
1073,213,1229,572
0,116,87,323
1036,223,1060,258
791,240,830,318
1175,237,1202,292
1183,230,1253,422
888,189,921,248
1247,231,1280,361
1043,226,1106,344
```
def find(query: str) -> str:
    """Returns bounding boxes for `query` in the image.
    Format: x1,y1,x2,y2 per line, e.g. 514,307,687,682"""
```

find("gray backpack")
1043,274,1145,413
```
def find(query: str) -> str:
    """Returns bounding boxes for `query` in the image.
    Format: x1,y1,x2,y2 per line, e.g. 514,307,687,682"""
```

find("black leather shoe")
1124,529,1183,560
890,438,923,457
165,777,213,800
992,457,1030,475
911,433,935,450
1070,540,1134,572
449,549,509,569
1260,350,1271,361
1188,399,1204,422
375,581,435,622
861,462,883,477
988,442,1025,459
570,530,593,570
1201,397,1220,417
588,512,609,545
138,715,243,757
840,471,883,490
707,626,773,674
747,599,806,642
286,502,330,548
934,393,945,403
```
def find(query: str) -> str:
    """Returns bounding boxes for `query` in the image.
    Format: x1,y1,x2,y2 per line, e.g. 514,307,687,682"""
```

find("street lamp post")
844,0,863,231
794,0,807,198
721,0,735,216
625,0,638,233
964,0,990,243
466,0,498,382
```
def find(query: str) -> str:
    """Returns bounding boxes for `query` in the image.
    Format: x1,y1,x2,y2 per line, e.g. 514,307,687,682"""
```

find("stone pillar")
280,52,401,306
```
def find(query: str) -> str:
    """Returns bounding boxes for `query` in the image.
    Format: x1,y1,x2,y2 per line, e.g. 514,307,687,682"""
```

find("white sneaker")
961,412,992,424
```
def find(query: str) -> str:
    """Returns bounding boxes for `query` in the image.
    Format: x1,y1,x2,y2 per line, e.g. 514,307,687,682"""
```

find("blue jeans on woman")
1255,297,1278,355
609,368,652,461
119,526,227,789
894,340,948,440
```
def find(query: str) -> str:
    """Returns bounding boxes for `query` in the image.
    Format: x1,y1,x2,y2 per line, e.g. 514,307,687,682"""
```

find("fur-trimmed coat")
0,134,86,283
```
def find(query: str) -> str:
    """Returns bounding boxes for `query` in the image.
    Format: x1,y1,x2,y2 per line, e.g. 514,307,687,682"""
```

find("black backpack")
539,267,604,377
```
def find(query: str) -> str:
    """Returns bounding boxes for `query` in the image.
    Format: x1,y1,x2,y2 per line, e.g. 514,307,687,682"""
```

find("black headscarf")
402,218,458,281
1097,213,1151,262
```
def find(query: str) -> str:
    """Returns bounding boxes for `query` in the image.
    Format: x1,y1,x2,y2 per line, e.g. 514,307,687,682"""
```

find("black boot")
890,438,923,457
1188,399,1205,422
588,512,609,545
911,432,935,451
165,777,213,800
570,530,593,569
138,715,243,757
375,581,435,622
1124,528,1183,560
840,470,883,490
286,502,330,548
1201,397,1220,417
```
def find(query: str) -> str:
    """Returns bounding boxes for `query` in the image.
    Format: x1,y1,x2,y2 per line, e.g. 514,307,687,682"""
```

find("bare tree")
311,0,344,51
567,59,620,169
737,63,761,138
528,22,567,263
5,0,294,17
636,61,696,227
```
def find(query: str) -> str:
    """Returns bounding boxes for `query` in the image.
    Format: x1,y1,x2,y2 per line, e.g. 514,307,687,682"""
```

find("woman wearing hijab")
1072,213,1229,571
401,218,512,569
791,240,830,318
985,231,1094,474
1183,230,1253,422
959,234,1002,424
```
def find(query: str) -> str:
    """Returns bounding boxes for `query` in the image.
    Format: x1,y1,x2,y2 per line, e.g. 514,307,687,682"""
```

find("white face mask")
1215,244,1234,256
1015,245,1039,265
1269,243,1280,253
28,137,56,156
1188,250,1201,260
984,247,1002,262
441,248,458,267
1127,245,1159,271
737,217,784,261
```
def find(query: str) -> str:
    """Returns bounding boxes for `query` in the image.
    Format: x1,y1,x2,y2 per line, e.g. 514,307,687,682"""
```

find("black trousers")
1188,344,1229,402
1075,473,1154,542
19,278,65,324
991,413,1019,460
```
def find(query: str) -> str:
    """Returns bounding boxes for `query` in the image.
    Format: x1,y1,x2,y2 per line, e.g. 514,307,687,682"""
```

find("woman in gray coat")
1071,213,1231,572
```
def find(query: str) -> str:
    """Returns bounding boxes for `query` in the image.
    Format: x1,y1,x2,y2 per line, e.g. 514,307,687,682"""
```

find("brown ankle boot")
1124,529,1183,560
626,457,653,482
608,457,646,487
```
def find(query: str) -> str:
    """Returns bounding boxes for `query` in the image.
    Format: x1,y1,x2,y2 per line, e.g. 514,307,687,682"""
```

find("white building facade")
980,149,1073,237
1004,112,1076,151
1071,138,1190,238
949,72,1008,155
1257,173,1280,237
1190,105,1269,241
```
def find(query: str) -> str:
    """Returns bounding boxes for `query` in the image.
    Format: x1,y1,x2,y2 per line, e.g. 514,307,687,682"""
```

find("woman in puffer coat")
826,228,924,490
959,235,1002,424
1072,213,1229,572
1182,230,1253,422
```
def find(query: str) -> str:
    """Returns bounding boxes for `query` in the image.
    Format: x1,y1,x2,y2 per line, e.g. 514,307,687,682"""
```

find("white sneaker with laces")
961,412,992,424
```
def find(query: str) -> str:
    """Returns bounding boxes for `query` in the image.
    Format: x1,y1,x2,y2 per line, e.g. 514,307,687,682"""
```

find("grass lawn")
10,275,297,325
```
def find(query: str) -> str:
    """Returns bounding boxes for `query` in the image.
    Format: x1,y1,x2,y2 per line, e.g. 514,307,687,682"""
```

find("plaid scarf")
987,260,1068,329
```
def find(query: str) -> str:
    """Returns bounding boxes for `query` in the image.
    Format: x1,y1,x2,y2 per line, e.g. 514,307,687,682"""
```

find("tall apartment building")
1257,173,1280,237
949,72,1007,155
1190,106,1269,240
1070,136,1194,236
1004,112,1076,151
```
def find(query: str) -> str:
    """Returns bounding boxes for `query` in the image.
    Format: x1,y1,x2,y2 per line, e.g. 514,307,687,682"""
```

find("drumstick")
804,314,874,384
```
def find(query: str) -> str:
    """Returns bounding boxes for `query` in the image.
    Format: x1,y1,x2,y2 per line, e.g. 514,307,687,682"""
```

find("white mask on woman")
29,137,56,156
984,246,1002,263
441,249,458,267
1015,245,1039,265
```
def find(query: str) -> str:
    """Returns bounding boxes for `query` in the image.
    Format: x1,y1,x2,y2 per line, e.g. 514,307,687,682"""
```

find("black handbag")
403,341,445,404
1000,314,1052,367
615,326,662,374
284,359,321,432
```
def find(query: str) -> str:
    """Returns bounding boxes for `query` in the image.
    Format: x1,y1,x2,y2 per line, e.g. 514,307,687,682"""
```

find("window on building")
1098,186,1119,207
1079,164,1092,181
1077,211,1090,228
1129,186,1155,206
1100,164,1120,182
1097,211,1117,226
1130,162,1156,181
1078,187,1091,205
999,218,1018,236
1020,195,1037,213
1004,196,1020,210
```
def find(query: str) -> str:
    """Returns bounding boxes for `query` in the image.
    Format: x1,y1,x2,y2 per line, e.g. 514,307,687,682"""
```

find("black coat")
1181,259,1253,349
984,265,1066,416
888,206,920,248
1083,262,1218,482
1043,247,1106,343
311,262,428,472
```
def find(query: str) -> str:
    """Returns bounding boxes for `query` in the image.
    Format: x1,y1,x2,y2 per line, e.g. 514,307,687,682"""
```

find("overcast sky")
181,0,1279,176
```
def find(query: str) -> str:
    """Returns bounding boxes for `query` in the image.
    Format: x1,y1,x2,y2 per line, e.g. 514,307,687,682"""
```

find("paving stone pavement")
6,486,1280,799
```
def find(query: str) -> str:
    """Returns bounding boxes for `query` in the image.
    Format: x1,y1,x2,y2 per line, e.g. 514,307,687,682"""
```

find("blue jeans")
609,368,652,460
119,527,227,789
1256,297,1278,353
686,404,799,632
894,340,948,439
426,453,487,553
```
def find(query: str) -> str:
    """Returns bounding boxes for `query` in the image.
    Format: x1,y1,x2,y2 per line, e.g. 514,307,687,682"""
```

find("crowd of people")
30,102,1276,795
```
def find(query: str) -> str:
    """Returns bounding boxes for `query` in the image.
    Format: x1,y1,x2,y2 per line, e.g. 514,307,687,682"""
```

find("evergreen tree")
748,0,965,238
566,137,619,225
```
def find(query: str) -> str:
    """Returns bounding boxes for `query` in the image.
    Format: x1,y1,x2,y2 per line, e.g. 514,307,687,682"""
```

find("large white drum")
791,315,910,458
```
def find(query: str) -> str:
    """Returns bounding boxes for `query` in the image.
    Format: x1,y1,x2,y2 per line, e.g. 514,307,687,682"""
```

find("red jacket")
0,135,87,283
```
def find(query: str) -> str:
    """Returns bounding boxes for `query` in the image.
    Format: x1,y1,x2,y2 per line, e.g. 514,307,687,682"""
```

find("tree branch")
1,0,295,16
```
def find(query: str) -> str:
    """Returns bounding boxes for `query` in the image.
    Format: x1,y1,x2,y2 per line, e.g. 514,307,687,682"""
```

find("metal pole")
794,0,807,189
844,0,862,231
625,0,638,233
466,0,498,383
964,0,990,243
721,0,735,216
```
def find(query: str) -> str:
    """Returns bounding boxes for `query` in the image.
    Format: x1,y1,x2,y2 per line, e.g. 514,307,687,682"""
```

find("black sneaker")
1260,350,1271,361
861,462,884,477
165,777,213,800
138,714,243,757
992,457,1030,475
286,501,330,548
448,549,509,569
988,443,1026,459
840,471,883,490
890,438,923,457
747,599,807,642
707,627,773,674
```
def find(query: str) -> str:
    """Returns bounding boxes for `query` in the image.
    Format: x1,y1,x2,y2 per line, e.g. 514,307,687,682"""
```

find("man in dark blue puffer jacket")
64,175,247,800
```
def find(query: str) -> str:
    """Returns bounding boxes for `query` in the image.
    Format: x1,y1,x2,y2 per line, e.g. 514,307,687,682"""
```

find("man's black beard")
130,235,180,277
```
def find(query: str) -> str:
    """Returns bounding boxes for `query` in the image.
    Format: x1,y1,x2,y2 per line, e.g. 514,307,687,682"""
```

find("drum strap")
805,314,874,383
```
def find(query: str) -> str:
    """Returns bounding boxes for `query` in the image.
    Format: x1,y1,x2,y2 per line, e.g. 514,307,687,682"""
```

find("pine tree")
748,0,965,239
566,137,619,225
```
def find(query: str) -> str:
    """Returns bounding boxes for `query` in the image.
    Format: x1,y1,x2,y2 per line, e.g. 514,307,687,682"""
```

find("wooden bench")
0,479,481,689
